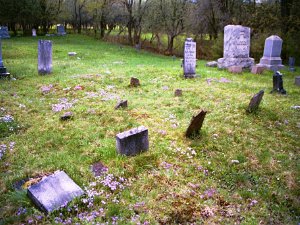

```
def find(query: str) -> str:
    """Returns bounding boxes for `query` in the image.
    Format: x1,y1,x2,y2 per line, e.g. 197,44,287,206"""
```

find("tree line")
0,0,299,62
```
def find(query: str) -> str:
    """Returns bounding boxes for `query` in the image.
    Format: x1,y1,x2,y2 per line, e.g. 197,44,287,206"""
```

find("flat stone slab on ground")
295,76,300,86
186,110,207,138
116,126,149,156
68,52,77,56
91,161,108,177
247,90,264,113
228,66,243,73
130,77,140,87
175,89,182,96
27,171,84,213
251,65,265,74
206,61,218,67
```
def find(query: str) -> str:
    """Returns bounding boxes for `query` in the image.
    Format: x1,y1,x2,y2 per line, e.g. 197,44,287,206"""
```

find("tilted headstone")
0,26,10,39
32,29,37,37
218,25,254,69
251,65,265,74
289,57,296,72
183,38,197,78
130,77,140,87
247,90,264,113
116,126,149,156
186,110,207,138
115,100,128,109
27,171,84,213
271,71,286,94
57,25,66,36
38,40,52,75
0,39,10,78
294,76,300,86
257,35,284,71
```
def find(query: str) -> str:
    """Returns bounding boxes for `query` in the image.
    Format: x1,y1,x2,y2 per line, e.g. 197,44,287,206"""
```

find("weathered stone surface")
174,89,182,97
247,90,264,113
289,57,296,72
251,65,265,74
0,26,10,39
271,71,286,94
257,35,284,71
38,40,52,75
115,100,128,109
206,61,218,67
295,76,300,86
91,161,108,177
27,171,84,213
183,38,197,78
0,39,10,78
32,29,37,37
218,25,254,69
130,77,140,87
186,110,207,138
228,66,243,74
57,25,66,36
116,126,149,156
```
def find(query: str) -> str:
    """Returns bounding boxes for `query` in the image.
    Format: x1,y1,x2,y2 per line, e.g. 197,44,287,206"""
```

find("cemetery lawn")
0,35,299,224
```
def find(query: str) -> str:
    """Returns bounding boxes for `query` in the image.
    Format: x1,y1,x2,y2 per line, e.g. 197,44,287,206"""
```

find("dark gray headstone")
57,25,66,36
228,66,243,74
257,35,284,71
295,76,300,86
217,25,254,69
271,71,286,94
183,38,197,78
116,126,149,156
186,110,207,138
0,39,10,78
130,77,140,87
27,171,84,213
289,57,296,72
174,89,182,97
206,61,217,67
251,65,265,74
247,90,264,113
115,100,128,109
0,27,10,39
38,40,52,75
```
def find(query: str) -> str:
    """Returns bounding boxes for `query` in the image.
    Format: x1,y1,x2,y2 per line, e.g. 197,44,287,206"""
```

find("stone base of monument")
217,57,254,69
257,57,284,71
184,73,199,79
0,67,10,78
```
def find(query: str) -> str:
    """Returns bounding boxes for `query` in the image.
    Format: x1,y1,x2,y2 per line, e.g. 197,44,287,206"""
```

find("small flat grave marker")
175,89,182,97
130,77,140,87
206,61,218,67
247,90,264,113
251,65,265,74
115,100,128,109
186,110,207,138
91,161,108,177
27,171,84,213
116,126,149,156
68,52,77,56
228,66,243,74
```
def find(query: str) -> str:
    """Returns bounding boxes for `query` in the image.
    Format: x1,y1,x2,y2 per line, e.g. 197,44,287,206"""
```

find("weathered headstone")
206,61,217,67
91,161,108,177
0,27,10,39
271,71,286,94
115,100,128,109
257,35,284,71
174,89,182,97
183,38,197,78
186,110,207,138
38,40,52,75
247,90,264,113
60,112,73,121
289,57,296,72
32,29,37,37
228,66,243,74
251,65,265,74
218,25,254,69
295,76,300,86
57,25,66,36
0,39,10,78
27,171,84,213
68,52,77,56
130,77,140,87
116,126,149,156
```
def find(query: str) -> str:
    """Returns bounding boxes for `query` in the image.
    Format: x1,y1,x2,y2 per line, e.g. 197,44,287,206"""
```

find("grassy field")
0,34,299,224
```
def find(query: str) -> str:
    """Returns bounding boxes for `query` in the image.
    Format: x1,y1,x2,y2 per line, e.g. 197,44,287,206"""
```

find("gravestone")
271,71,286,94
175,89,182,97
218,25,254,69
186,110,207,138
206,61,217,67
27,171,84,213
130,77,140,87
257,35,284,71
228,66,243,74
60,112,73,121
247,90,264,113
116,126,149,156
0,27,10,39
251,65,265,74
68,52,77,56
289,57,296,72
115,100,128,109
91,161,108,177
295,76,300,86
183,38,197,78
38,40,52,75
57,25,66,36
0,39,10,78
32,29,37,37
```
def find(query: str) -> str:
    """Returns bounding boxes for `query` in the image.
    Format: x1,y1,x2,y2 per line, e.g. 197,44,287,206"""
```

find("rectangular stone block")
228,66,243,73
116,126,149,156
183,38,196,78
27,171,84,213
38,40,52,75
57,25,66,35
0,26,10,39
251,65,265,74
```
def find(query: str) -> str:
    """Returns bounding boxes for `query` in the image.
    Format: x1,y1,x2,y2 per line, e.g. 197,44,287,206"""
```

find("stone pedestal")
183,38,197,78
0,27,10,39
257,35,284,71
38,40,52,75
218,25,254,69
0,39,10,78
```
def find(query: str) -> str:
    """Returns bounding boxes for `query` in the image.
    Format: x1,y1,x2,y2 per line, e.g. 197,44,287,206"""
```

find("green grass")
0,34,299,224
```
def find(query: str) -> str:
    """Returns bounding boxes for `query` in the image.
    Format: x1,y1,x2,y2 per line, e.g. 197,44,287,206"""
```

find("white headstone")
183,38,197,78
38,40,52,75
32,29,36,37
